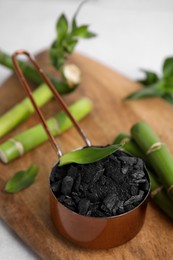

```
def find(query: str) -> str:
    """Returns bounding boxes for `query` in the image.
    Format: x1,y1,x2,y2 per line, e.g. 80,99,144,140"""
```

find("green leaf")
59,144,121,166
73,25,89,37
4,165,39,193
83,31,97,39
72,17,77,32
124,85,164,100
65,39,78,53
138,69,159,86
162,57,173,79
73,25,96,39
56,14,68,44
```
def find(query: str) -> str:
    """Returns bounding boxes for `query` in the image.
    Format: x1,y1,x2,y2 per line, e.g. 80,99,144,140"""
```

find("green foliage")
58,144,121,166
50,1,96,70
125,56,173,105
4,165,39,193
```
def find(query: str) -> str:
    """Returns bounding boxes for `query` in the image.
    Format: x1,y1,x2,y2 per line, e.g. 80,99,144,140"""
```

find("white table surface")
0,0,173,259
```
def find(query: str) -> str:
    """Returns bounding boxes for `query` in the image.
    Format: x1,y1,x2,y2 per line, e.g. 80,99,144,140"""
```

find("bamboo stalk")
0,98,92,163
131,122,173,201
0,84,53,138
0,50,77,94
113,133,173,220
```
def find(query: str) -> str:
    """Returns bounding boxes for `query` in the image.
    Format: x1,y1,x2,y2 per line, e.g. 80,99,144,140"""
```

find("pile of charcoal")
50,150,150,217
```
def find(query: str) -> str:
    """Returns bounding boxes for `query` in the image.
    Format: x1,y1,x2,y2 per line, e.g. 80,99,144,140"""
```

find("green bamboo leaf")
65,39,78,53
124,86,164,100
84,31,97,39
4,165,39,193
73,25,89,37
59,144,121,166
56,14,68,44
162,57,173,79
72,17,77,32
73,25,96,39
138,69,159,86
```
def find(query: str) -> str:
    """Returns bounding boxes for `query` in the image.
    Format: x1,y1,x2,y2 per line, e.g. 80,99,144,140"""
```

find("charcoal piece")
78,199,90,215
72,195,80,205
64,196,76,208
61,176,74,195
131,171,145,180
50,165,64,183
86,191,99,202
92,169,104,183
124,190,144,206
73,174,82,192
67,165,77,180
130,185,139,196
133,179,147,184
94,210,106,217
106,161,124,183
117,207,125,214
114,150,126,157
140,180,150,191
117,200,124,209
112,206,118,215
82,173,92,184
89,202,100,215
124,204,135,212
79,183,88,196
87,210,92,216
51,180,61,193
96,182,111,199
134,158,144,170
121,166,129,175
103,193,118,211
58,195,65,203
100,175,107,185
118,156,136,166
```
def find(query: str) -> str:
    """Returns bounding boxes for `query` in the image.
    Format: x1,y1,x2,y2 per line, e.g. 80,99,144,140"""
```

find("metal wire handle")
12,50,91,157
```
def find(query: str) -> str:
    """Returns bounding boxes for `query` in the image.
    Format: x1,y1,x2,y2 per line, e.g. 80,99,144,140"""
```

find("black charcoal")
103,193,118,211
78,199,90,215
50,150,150,217
61,176,74,195
51,181,61,193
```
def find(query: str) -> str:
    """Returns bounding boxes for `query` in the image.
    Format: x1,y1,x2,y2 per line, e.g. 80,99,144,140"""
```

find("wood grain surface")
0,51,173,260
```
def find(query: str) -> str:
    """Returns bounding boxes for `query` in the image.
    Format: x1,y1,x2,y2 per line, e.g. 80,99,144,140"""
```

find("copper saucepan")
12,50,150,249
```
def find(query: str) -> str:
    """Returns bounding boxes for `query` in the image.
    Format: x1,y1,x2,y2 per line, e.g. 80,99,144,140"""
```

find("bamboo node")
146,142,164,155
168,185,173,194
150,185,164,198
9,139,24,156
0,150,8,163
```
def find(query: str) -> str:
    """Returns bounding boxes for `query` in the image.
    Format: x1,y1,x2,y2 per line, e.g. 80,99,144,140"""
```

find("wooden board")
0,51,173,260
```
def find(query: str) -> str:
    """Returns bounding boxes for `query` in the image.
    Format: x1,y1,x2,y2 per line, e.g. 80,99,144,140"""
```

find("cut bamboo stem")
0,98,92,163
0,84,53,138
131,122,173,201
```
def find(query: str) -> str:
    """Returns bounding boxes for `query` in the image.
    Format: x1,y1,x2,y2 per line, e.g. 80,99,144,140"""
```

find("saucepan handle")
12,50,91,157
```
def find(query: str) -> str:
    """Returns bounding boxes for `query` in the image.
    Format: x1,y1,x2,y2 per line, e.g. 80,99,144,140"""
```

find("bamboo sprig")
0,98,92,163
124,57,173,105
0,84,53,138
113,133,173,220
131,122,173,201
